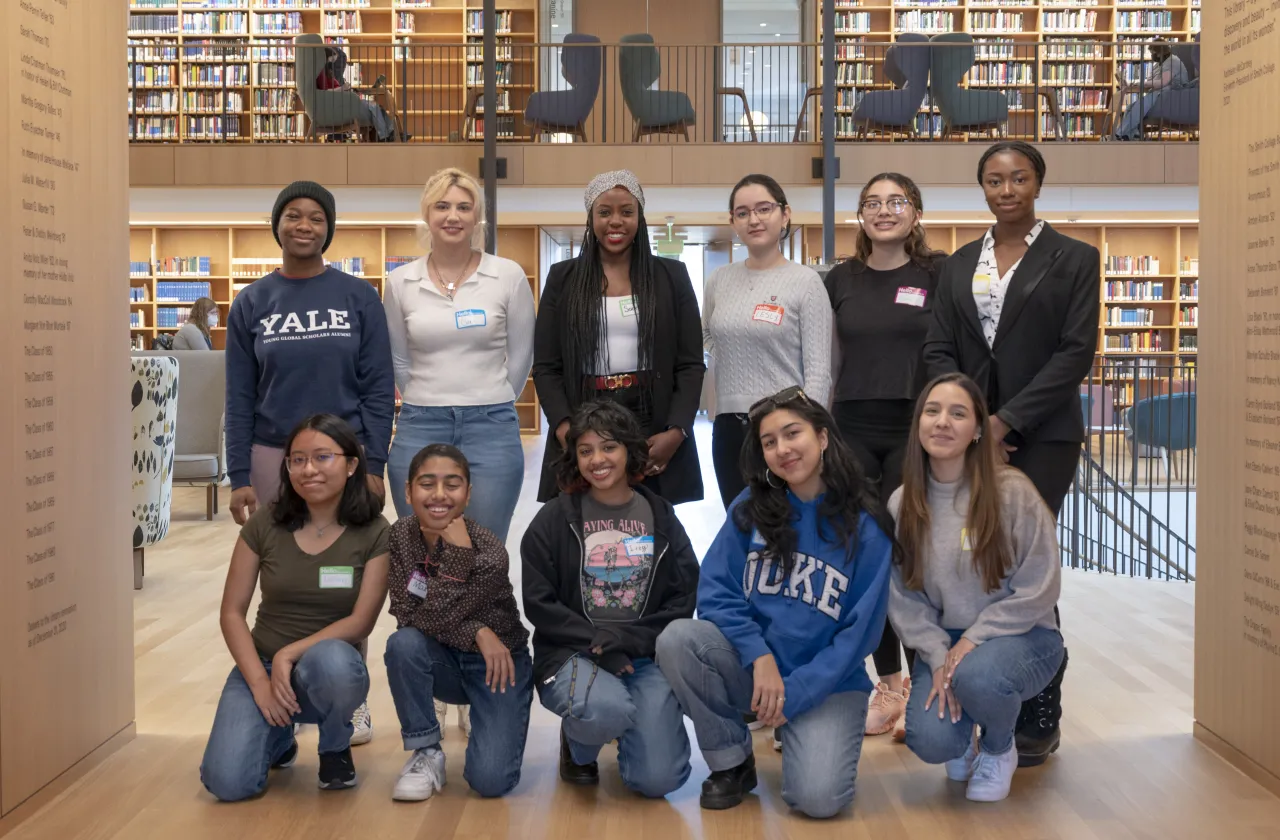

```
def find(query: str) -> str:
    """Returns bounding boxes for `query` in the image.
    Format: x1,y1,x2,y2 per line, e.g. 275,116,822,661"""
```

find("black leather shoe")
699,754,757,810
559,729,599,785
1015,647,1068,767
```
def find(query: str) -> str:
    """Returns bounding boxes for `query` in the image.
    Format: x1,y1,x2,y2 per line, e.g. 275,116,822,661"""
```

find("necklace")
313,519,338,538
428,254,472,300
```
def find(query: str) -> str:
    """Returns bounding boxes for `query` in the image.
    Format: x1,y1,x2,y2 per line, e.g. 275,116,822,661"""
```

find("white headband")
584,170,645,210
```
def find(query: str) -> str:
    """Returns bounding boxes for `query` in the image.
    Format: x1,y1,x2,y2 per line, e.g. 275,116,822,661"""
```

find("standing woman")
173,297,219,350
888,373,1064,803
383,167,535,543
923,140,1099,766
657,387,893,818
703,174,832,509
532,170,705,506
824,172,945,737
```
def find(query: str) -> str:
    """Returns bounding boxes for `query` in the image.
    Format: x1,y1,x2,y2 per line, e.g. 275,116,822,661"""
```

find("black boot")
559,728,599,785
1015,647,1067,767
700,753,757,810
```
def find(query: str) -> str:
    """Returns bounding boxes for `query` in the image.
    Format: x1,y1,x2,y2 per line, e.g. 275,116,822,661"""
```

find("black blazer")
532,256,706,504
922,222,1100,445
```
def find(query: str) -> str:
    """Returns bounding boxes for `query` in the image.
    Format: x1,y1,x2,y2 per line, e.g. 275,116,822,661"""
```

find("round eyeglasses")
860,198,911,215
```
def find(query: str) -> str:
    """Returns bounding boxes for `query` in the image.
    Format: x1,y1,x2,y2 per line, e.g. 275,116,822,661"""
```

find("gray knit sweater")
886,469,1061,673
702,260,832,415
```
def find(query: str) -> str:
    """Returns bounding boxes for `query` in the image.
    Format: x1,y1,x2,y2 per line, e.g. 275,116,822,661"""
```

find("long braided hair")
561,204,658,410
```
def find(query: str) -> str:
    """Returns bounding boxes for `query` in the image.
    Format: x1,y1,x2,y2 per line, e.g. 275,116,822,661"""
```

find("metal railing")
127,40,1200,145
1058,357,1197,580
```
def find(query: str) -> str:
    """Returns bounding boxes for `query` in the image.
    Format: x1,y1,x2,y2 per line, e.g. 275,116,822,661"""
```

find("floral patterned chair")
131,356,178,590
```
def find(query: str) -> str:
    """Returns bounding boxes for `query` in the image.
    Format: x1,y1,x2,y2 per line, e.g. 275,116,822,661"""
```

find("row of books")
1106,255,1161,275
1104,331,1165,352
157,307,198,328
1179,305,1198,327
1180,281,1198,299
1180,257,1198,274
1104,280,1166,301
130,287,150,302
1105,308,1158,326
130,261,152,278
156,256,213,276
465,11,513,34
155,281,214,302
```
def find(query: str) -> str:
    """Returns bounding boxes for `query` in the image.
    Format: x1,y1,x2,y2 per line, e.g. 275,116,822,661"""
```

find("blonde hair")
418,167,486,251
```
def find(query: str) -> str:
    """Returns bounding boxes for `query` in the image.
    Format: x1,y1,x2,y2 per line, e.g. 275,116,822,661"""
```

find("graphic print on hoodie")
579,492,655,622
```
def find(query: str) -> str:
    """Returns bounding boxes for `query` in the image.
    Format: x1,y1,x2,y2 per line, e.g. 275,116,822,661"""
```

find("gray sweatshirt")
702,260,832,415
887,469,1061,673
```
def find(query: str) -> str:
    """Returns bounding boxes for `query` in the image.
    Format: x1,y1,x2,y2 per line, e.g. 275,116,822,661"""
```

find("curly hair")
556,401,650,495
850,172,944,270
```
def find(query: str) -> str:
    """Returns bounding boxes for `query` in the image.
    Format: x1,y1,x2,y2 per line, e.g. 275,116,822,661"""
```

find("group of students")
201,138,1101,816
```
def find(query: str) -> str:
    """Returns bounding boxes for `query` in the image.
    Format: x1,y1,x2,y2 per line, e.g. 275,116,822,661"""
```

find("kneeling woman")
521,401,700,796
383,444,532,802
201,414,389,801
657,387,893,818
888,373,1063,803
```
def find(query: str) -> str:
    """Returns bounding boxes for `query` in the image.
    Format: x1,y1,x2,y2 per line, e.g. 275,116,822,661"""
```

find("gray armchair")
849,34,930,139
294,34,370,141
1142,38,1199,136
619,34,697,141
929,33,1008,139
525,33,602,141
134,350,226,520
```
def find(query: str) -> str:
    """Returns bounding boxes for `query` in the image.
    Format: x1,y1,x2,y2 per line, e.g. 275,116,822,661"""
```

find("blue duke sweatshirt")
697,491,893,722
225,268,395,489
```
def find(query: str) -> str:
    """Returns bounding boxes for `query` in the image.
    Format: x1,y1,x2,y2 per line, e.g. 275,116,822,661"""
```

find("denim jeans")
200,639,369,801
905,627,1065,761
537,654,691,798
383,627,533,797
656,618,870,819
387,402,525,542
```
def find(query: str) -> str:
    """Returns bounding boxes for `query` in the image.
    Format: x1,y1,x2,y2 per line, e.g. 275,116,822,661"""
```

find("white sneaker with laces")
350,702,373,746
458,705,471,738
434,700,449,733
392,747,446,801
965,745,1018,802
945,725,980,781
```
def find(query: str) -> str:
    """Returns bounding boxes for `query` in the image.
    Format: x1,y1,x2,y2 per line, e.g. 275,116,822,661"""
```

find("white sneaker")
772,730,782,752
945,725,979,781
350,702,373,746
392,747,446,801
458,704,471,738
434,700,449,733
965,745,1018,802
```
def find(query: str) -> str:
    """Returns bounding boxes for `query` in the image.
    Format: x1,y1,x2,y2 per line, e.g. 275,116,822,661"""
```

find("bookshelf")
128,222,544,434
127,0,539,143
799,220,1200,409
817,0,1201,142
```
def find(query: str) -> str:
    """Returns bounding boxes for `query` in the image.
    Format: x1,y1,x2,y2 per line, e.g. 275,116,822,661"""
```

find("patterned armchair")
131,356,179,590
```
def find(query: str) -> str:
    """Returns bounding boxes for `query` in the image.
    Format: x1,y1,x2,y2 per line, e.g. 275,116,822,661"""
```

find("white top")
383,252,536,407
702,260,832,415
594,294,640,375
973,220,1045,347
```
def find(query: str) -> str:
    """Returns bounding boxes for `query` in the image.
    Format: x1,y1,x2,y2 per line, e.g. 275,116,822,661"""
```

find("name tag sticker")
972,275,991,296
319,565,355,589
960,529,972,552
752,304,785,326
407,569,428,599
619,296,637,318
895,286,927,307
623,536,655,558
455,309,487,329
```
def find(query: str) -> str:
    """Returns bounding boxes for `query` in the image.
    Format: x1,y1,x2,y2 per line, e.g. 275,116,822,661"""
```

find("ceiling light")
765,64,771,67
760,22,767,26
775,32,781,36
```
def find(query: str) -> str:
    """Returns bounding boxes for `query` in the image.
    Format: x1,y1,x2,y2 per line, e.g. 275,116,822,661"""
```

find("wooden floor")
10,425,1280,840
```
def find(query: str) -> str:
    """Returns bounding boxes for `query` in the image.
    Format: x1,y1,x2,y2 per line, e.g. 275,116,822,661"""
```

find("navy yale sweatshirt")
225,268,394,489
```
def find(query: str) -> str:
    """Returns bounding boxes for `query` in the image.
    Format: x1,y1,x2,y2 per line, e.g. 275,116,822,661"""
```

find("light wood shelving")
127,0,538,143
128,222,544,434
818,0,1201,142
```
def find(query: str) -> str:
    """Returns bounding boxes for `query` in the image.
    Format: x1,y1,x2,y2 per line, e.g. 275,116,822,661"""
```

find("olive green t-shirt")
241,507,391,659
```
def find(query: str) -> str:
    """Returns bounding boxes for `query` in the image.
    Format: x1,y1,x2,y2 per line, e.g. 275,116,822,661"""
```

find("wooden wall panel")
1,0,133,816
1194,0,1280,791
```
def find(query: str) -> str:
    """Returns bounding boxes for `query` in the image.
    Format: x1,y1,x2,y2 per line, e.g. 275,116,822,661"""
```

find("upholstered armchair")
131,356,178,590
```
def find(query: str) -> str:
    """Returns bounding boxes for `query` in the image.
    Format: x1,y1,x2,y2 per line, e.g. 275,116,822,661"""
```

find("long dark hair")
273,413,384,531
561,203,658,408
896,373,1014,593
557,401,650,495
851,172,943,270
734,390,895,572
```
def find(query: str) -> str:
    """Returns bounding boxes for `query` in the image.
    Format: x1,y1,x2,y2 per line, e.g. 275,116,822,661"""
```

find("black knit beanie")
272,181,336,252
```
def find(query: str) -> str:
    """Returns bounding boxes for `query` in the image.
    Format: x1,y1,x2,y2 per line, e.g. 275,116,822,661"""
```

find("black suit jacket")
532,256,706,503
922,222,1100,445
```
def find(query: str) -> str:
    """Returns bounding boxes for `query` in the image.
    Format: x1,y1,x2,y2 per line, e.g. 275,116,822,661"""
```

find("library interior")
0,0,1278,838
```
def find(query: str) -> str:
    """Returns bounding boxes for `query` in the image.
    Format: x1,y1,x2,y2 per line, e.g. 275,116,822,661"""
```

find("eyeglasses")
732,202,782,222
860,198,911,216
285,451,346,472
748,385,811,421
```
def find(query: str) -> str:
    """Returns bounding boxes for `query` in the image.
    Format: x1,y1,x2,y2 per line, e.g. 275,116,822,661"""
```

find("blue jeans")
538,655,692,798
387,402,525,542
905,627,1065,761
200,639,368,802
383,627,533,797
656,618,869,819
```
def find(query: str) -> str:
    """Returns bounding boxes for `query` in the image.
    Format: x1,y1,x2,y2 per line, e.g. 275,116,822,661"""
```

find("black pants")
1007,439,1080,518
834,399,914,678
711,413,751,510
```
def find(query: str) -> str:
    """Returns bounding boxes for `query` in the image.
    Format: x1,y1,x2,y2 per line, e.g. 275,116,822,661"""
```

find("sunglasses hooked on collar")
747,386,811,421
